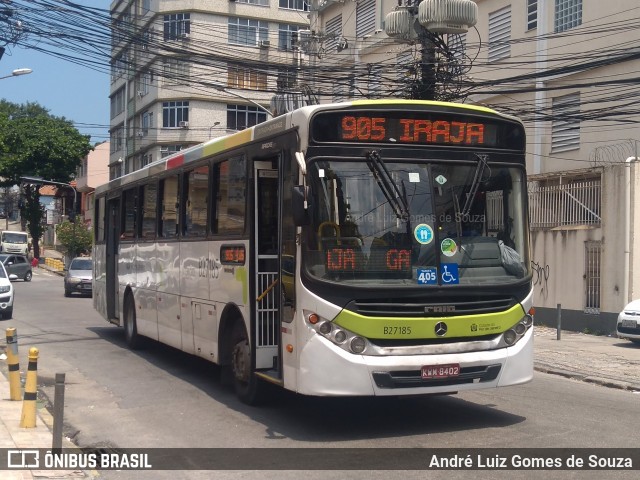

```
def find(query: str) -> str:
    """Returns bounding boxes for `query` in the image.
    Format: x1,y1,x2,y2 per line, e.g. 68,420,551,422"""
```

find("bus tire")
123,294,143,350
230,323,266,405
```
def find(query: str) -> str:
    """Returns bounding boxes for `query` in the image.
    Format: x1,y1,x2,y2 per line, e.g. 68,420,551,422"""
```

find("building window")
584,241,602,314
228,17,269,46
110,127,124,153
527,0,538,31
163,58,189,85
160,145,185,158
555,0,582,33
551,93,580,152
136,70,153,95
488,6,511,62
227,104,268,130
163,101,189,128
164,13,190,41
356,0,376,39
227,65,267,90
279,0,309,11
110,87,126,118
141,153,153,168
278,24,299,51
237,0,269,5
325,15,342,54
141,111,153,135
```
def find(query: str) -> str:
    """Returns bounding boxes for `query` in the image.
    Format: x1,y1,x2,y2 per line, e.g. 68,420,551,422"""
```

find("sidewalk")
0,325,639,477
534,325,640,391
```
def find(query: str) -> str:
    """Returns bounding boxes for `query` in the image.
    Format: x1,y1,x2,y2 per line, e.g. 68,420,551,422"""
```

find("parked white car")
616,299,640,345
0,261,18,319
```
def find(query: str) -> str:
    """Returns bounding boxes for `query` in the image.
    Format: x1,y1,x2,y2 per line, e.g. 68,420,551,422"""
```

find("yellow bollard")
5,328,21,401
19,347,39,428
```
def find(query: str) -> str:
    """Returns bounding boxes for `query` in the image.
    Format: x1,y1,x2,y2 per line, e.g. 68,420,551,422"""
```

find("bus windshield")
303,156,530,286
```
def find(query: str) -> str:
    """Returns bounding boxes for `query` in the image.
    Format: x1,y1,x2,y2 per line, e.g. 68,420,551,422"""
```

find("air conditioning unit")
258,40,270,49
178,32,190,40
137,91,144,97
179,121,189,128
137,131,144,137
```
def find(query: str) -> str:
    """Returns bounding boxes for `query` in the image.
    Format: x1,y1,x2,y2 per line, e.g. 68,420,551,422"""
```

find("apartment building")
109,0,310,178
76,141,110,228
312,0,640,332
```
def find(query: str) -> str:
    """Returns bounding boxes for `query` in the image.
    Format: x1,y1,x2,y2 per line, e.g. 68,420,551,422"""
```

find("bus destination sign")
311,110,525,149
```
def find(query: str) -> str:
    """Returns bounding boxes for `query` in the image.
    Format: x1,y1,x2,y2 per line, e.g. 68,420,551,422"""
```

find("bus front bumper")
296,328,533,396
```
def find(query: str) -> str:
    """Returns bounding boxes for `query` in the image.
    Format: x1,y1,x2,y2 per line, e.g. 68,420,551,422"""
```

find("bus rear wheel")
230,323,266,405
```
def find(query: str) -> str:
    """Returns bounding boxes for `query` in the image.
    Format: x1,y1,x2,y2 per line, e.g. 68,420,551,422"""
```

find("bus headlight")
500,313,534,348
504,329,517,345
304,310,370,355
350,337,366,354
333,330,347,343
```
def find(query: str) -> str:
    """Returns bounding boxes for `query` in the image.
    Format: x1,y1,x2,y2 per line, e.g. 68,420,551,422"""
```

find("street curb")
534,363,640,392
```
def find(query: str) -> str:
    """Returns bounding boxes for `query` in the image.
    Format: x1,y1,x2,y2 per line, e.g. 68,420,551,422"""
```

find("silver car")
64,257,93,297
616,299,640,345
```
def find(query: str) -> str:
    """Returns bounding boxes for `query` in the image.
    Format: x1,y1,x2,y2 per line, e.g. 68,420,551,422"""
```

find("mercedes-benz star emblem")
435,322,448,336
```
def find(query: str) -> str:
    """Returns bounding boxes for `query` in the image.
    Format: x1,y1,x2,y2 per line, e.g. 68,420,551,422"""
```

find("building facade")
311,0,640,332
109,0,310,179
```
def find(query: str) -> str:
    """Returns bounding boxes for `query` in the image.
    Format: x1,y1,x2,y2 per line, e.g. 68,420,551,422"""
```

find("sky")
0,1,111,145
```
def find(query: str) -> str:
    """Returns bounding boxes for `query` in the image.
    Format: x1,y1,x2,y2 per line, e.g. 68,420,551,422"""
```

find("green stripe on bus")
333,304,525,339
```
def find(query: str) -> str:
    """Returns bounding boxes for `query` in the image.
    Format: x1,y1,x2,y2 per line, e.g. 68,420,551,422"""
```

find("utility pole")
385,0,478,100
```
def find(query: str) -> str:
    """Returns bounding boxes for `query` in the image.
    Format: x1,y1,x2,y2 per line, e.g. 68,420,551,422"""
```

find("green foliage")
55,220,93,258
0,99,93,258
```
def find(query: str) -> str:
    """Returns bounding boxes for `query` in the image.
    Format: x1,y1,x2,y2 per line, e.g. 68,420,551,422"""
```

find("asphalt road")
3,270,639,480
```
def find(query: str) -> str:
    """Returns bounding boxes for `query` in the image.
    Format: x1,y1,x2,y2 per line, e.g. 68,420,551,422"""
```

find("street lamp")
0,68,33,80
20,176,77,222
211,84,273,118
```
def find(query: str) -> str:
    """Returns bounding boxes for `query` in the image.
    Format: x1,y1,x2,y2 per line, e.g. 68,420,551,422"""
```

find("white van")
0,231,29,256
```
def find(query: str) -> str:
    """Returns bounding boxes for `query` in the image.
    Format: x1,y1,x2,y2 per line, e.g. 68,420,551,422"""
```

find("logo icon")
435,322,448,336
414,224,434,245
7,450,40,469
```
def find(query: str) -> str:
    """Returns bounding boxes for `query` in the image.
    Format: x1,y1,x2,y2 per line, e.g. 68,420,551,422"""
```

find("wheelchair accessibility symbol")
441,263,459,284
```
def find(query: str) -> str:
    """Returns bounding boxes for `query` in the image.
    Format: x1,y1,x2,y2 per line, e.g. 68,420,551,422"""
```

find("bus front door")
254,167,280,372
106,198,120,322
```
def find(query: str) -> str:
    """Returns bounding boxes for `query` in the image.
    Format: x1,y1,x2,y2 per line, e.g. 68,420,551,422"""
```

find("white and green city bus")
93,100,534,404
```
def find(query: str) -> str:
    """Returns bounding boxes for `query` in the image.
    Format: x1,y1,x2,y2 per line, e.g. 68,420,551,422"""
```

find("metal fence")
528,180,601,229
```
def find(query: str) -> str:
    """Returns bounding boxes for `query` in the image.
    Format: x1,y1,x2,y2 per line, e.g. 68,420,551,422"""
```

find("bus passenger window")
121,188,137,240
160,175,179,238
140,183,157,239
183,166,208,237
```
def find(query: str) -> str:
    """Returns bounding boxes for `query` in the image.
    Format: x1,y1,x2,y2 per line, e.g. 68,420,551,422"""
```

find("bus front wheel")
123,294,143,350
230,323,266,405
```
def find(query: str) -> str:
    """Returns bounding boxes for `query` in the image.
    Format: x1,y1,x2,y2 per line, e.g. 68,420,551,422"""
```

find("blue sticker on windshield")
440,263,459,284
417,268,438,285
414,224,434,245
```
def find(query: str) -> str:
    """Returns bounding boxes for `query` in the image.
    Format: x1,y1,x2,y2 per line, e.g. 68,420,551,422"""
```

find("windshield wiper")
366,150,409,221
461,153,490,217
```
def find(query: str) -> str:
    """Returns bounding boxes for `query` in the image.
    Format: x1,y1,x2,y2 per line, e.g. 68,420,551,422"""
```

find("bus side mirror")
292,185,310,226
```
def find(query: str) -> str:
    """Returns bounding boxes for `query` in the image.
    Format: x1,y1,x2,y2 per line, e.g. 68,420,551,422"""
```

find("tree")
0,100,93,259
55,220,92,259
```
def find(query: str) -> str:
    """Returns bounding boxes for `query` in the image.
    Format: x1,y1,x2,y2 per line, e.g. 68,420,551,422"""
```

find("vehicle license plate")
621,319,637,328
421,363,460,379
81,284,91,290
